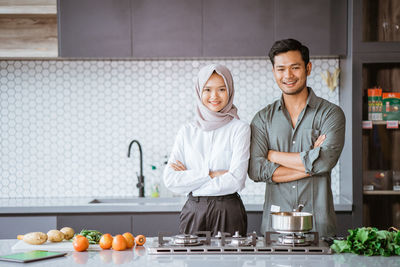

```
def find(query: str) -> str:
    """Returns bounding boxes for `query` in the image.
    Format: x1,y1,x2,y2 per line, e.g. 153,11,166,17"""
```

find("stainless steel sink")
88,197,185,205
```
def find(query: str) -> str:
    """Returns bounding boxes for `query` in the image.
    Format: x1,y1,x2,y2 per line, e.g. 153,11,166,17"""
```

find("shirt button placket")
207,132,214,170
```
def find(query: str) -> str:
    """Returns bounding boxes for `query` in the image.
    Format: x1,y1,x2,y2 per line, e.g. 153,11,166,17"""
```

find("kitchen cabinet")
351,0,400,230
132,213,180,236
57,0,347,58
57,215,132,235
354,0,400,53
202,0,274,57
131,0,202,57
274,0,347,56
0,216,57,239
58,0,131,57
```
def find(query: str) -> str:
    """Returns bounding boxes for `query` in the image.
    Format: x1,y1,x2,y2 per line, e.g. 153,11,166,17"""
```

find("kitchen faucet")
128,140,144,197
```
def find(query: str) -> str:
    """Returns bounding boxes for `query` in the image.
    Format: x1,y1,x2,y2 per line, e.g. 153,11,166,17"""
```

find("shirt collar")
278,87,318,110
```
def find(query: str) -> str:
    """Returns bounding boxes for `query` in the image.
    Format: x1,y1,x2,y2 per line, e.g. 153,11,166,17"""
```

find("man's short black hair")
268,39,310,67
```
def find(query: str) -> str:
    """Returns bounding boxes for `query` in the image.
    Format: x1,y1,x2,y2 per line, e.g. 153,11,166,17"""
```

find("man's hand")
170,160,187,171
209,170,228,179
314,134,326,148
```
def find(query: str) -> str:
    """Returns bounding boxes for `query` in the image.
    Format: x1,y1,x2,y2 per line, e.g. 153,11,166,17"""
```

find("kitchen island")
0,239,399,267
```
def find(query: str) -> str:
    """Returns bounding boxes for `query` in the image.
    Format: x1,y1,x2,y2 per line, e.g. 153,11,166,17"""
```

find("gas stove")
146,231,332,255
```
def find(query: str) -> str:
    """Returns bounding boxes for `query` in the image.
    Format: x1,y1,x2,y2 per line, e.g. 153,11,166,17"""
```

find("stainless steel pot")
270,204,313,233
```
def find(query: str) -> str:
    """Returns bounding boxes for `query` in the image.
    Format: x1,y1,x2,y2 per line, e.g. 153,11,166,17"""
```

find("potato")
23,232,47,245
47,230,64,242
60,227,75,240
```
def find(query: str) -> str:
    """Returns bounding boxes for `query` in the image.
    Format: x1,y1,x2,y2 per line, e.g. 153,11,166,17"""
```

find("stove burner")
171,234,204,246
265,231,319,247
149,231,332,255
278,234,307,245
230,231,246,246
174,234,198,244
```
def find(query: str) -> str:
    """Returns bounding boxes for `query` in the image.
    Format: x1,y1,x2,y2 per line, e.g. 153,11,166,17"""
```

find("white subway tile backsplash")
0,58,340,198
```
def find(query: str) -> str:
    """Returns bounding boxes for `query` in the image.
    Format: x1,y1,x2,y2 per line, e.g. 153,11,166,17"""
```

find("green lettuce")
330,227,400,256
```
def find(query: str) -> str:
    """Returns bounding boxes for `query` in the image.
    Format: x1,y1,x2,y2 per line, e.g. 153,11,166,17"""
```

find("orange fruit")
135,234,146,246
112,234,127,251
99,233,113,249
122,232,135,248
73,235,89,252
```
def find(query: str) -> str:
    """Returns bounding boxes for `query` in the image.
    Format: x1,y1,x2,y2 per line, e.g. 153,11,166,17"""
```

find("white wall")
0,58,340,198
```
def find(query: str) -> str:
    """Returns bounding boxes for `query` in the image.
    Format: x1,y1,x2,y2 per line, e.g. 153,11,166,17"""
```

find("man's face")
272,50,311,96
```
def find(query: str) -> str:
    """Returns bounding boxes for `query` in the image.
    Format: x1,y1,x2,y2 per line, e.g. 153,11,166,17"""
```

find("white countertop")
0,239,398,267
0,194,352,214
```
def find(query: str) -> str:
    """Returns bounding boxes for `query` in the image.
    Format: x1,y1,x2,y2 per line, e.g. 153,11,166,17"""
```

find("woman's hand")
170,160,187,171
209,170,228,179
313,135,326,148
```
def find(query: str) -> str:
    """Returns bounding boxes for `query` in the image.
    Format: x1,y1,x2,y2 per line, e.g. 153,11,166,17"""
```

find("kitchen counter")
0,194,352,214
0,239,398,267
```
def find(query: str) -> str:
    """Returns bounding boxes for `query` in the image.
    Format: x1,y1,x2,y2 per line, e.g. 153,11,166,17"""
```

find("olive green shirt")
248,88,345,237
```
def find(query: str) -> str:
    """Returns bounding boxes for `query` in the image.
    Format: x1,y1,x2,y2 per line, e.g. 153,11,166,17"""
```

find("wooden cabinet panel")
58,0,131,57
0,0,57,14
0,16,57,58
132,0,202,57
203,0,274,57
275,0,347,56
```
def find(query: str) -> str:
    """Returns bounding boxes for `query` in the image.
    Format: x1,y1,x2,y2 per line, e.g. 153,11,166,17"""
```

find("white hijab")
194,64,239,131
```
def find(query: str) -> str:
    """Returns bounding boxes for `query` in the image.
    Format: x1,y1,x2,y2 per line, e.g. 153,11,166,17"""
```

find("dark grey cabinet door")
132,213,179,236
57,215,132,235
203,0,274,57
0,216,57,239
58,0,132,57
274,0,347,56
132,0,202,57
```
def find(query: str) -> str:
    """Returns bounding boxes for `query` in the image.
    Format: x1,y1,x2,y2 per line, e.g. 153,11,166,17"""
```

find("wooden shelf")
362,120,399,129
0,1,57,58
0,16,57,58
363,190,400,195
0,0,56,15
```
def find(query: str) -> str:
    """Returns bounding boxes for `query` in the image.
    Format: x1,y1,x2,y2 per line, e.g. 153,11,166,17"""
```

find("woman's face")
201,73,229,112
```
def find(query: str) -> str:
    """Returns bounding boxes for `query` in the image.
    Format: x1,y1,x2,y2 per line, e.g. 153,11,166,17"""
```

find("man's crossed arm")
267,135,325,183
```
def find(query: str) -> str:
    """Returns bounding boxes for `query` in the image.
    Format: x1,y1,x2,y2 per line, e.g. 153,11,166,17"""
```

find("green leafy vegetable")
331,227,400,256
74,229,103,244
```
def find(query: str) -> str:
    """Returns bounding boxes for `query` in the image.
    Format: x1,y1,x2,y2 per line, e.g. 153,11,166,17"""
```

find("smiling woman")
163,64,250,236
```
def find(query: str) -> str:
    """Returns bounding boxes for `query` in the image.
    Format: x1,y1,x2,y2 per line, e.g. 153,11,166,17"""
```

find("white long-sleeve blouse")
163,118,250,196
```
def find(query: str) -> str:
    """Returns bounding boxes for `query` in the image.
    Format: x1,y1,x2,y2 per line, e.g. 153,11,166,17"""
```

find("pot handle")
293,204,304,212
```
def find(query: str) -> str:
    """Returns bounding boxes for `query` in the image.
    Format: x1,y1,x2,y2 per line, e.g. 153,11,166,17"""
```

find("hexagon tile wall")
0,58,340,198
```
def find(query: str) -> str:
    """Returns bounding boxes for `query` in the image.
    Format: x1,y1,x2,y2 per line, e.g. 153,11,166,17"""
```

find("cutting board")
12,240,102,252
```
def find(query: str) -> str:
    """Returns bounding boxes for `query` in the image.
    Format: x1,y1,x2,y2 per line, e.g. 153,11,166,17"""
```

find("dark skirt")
179,192,247,236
